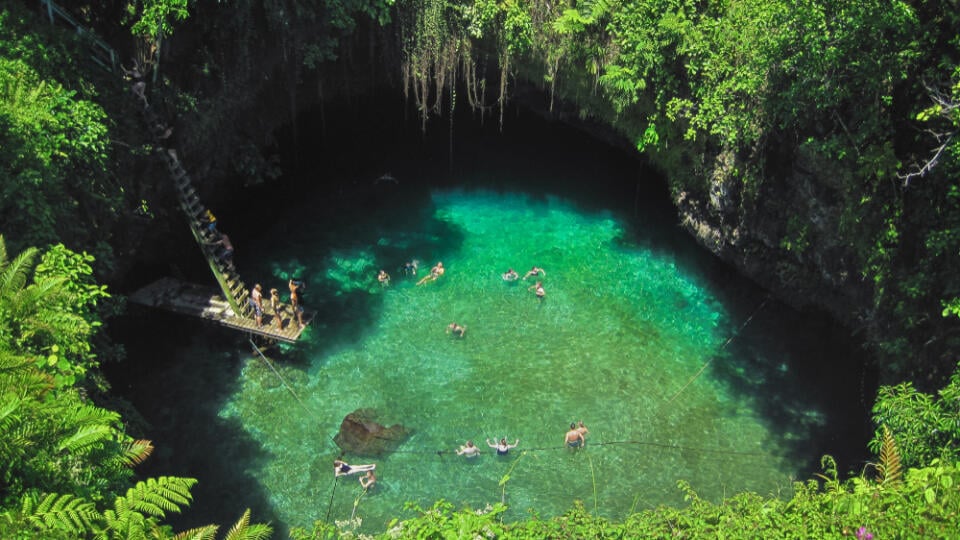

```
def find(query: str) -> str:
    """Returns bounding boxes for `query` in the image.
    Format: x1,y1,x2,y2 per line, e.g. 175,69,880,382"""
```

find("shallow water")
114,108,873,535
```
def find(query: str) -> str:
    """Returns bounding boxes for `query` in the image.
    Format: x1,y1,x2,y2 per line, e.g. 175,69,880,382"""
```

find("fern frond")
0,245,38,297
224,509,251,540
116,439,155,468
22,492,100,534
878,424,903,486
57,423,114,454
121,476,197,518
223,509,272,540
173,524,219,540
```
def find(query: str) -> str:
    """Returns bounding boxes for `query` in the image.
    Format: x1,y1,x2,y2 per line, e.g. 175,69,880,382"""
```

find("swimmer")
564,423,585,449
359,470,377,490
456,440,480,457
377,269,390,286
402,260,420,277
446,322,467,338
486,438,520,455
502,268,519,281
528,280,545,299
523,266,546,280
416,261,444,285
334,458,376,477
576,420,589,438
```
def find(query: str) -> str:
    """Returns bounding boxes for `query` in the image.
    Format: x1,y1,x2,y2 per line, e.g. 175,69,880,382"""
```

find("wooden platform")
129,277,313,344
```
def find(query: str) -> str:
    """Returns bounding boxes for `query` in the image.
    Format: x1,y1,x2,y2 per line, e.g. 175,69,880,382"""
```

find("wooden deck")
129,277,313,343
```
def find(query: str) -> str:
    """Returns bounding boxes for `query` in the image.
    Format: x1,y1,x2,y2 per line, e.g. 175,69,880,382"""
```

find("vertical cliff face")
130,1,957,382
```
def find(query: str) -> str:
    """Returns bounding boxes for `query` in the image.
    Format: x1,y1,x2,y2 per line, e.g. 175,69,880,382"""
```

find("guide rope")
250,339,314,416
344,438,768,460
662,295,771,406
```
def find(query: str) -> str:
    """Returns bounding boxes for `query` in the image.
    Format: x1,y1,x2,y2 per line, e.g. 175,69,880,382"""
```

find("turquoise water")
217,188,796,534
114,110,872,535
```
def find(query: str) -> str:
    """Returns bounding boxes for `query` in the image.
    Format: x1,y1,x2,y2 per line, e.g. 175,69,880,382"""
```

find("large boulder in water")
333,408,411,457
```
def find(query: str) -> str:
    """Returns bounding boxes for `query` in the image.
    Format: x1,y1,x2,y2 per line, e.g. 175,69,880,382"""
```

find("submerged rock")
333,408,411,457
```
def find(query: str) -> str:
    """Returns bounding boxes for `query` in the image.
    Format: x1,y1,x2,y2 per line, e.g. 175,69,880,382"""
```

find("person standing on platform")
270,288,282,330
289,278,306,329
250,284,264,328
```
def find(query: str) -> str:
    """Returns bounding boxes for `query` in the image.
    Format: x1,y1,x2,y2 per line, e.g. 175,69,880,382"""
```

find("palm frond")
878,424,903,486
21,492,100,534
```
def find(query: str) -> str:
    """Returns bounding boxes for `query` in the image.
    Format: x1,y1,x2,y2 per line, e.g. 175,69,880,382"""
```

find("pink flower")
856,526,873,540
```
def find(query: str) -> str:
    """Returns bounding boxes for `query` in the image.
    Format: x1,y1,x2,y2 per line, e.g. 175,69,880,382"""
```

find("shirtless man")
564,423,585,449
417,261,444,285
502,268,519,281
288,279,305,328
523,266,546,280
359,470,377,490
456,440,480,457
447,322,467,338
250,284,264,328
377,269,390,286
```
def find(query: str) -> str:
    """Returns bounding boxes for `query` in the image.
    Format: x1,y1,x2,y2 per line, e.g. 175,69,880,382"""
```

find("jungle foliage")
0,235,271,539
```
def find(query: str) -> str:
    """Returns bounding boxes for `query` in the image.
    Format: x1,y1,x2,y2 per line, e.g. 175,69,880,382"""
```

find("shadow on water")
108,91,879,532
104,309,284,535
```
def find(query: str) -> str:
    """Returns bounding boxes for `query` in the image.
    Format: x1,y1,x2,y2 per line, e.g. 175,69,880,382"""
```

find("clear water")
116,110,871,536
217,189,791,534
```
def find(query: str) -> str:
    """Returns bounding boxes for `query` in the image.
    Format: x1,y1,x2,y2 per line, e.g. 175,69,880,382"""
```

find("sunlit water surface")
116,111,871,536
219,189,801,534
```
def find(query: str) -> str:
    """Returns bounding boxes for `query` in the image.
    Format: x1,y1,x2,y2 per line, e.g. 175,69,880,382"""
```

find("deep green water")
224,188,798,534
114,108,872,536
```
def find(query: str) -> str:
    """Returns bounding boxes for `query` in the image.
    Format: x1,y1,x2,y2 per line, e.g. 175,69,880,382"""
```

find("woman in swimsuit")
334,458,376,477
269,288,282,329
486,438,519,455
528,280,545,299
502,268,519,281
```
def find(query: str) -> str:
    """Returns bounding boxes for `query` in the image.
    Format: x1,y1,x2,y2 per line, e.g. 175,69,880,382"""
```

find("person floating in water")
486,438,520,455
456,440,480,457
528,280,546,300
447,322,467,338
523,266,546,280
359,470,377,490
334,458,376,477
417,261,444,285
502,268,519,281
377,269,391,286
565,423,585,449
